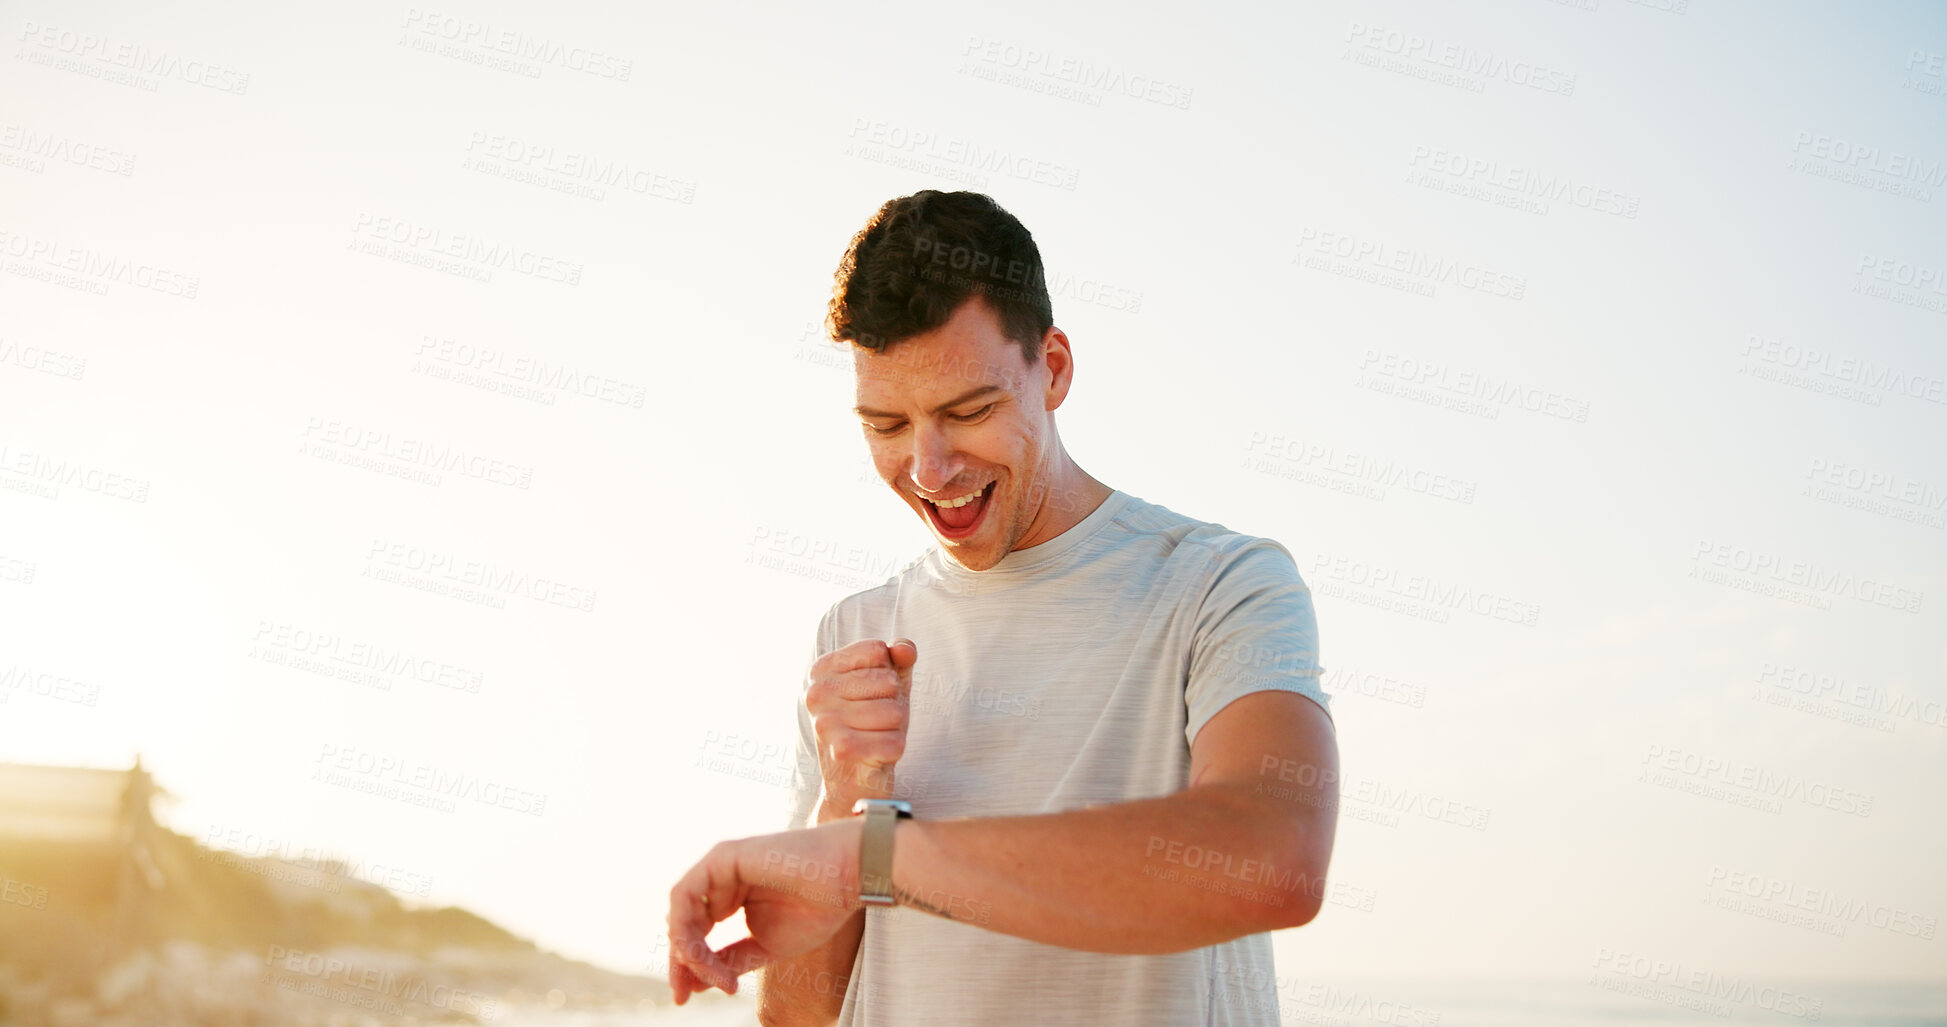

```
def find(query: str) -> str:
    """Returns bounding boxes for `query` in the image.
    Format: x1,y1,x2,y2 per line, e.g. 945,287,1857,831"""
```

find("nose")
907,422,961,496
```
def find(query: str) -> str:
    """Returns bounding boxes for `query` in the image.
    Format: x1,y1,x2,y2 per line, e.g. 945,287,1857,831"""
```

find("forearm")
754,910,860,1027
751,793,870,1023
887,783,1329,954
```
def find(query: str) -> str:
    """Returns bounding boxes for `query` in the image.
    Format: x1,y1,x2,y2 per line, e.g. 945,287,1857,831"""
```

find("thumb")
887,639,918,673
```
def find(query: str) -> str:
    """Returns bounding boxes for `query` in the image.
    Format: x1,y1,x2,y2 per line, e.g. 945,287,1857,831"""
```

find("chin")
942,545,1006,572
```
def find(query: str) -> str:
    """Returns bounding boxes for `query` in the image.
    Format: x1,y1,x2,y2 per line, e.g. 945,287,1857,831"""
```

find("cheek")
863,441,899,480
996,426,1040,472
979,418,1036,461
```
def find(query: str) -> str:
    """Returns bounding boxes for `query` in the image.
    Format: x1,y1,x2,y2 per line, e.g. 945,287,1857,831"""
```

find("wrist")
838,817,868,910
817,788,868,824
888,818,918,905
851,798,913,907
815,799,854,825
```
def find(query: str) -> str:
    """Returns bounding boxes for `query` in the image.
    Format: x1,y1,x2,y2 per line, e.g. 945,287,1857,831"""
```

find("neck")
1015,447,1114,550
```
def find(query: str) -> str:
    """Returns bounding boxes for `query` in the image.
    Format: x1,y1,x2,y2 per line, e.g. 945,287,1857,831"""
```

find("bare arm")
750,637,916,1024
667,690,1339,997
753,801,867,1026
885,691,1338,951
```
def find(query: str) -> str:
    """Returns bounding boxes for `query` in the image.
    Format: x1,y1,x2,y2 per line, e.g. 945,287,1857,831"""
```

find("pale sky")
2,0,1943,998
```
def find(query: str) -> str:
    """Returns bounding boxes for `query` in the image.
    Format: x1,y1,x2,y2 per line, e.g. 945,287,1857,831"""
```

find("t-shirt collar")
932,489,1132,579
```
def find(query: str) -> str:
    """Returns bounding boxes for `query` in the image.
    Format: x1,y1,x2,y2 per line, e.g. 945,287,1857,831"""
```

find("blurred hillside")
0,760,675,1026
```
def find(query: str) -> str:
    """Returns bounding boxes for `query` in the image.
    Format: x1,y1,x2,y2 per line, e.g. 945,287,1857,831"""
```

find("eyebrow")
855,384,1005,420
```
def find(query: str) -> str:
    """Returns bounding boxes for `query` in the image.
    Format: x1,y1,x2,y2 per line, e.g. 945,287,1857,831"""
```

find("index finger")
669,947,707,1005
820,639,895,674
826,668,907,703
667,852,744,994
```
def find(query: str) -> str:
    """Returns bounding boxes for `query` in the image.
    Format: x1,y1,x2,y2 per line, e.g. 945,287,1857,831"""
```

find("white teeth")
926,485,988,508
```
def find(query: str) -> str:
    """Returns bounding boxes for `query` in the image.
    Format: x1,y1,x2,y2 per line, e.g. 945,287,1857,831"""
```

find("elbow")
1216,852,1329,935
1206,787,1338,937
1228,871,1319,932
1265,802,1336,931
1251,825,1334,932
1277,884,1325,929
1249,860,1327,931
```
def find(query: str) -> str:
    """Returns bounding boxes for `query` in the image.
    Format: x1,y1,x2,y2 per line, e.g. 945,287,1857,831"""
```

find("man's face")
853,298,1070,571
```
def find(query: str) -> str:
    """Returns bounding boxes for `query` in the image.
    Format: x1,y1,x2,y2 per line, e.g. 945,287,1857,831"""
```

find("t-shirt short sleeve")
1184,538,1331,748
785,608,837,831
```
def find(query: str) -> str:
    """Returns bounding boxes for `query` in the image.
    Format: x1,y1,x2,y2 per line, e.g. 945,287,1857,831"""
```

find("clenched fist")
806,638,916,824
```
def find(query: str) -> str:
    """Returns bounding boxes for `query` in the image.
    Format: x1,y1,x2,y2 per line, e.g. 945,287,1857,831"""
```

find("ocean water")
1269,979,1947,1027
489,980,1946,1026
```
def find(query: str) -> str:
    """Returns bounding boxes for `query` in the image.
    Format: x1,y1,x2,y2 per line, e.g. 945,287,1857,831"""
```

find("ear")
1040,327,1075,412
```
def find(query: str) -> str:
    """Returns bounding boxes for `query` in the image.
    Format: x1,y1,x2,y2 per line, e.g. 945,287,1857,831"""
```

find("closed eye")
951,404,995,424
863,403,992,435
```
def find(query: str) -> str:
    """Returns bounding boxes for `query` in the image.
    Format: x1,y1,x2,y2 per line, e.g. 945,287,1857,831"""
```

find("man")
667,190,1339,1026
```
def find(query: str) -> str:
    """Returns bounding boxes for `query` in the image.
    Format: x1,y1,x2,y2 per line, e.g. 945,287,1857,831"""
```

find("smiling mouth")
919,482,995,539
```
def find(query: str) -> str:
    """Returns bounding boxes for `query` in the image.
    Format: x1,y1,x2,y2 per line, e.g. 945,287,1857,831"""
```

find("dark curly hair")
826,190,1053,365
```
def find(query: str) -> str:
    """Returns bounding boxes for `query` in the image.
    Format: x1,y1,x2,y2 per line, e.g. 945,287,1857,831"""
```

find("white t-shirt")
786,489,1331,1026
